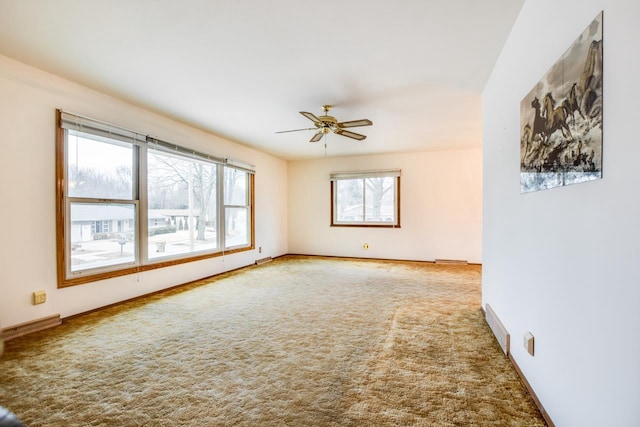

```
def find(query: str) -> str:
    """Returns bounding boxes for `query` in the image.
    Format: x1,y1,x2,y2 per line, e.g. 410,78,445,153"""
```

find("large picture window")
56,110,254,287
331,170,401,227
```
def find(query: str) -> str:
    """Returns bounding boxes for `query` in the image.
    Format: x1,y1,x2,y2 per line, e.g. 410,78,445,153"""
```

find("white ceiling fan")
277,105,373,142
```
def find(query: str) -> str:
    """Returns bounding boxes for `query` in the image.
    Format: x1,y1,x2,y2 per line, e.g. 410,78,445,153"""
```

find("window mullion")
362,178,367,223
67,197,135,204
138,143,148,263
218,165,225,250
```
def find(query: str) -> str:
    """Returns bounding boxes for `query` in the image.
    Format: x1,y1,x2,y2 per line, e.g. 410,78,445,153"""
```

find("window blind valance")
146,136,225,165
147,137,255,174
225,158,256,175
59,110,255,173
330,169,401,181
60,111,146,145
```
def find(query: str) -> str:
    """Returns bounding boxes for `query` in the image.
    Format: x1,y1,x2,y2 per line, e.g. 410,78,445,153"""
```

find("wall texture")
483,1,640,425
0,55,288,328
288,149,482,263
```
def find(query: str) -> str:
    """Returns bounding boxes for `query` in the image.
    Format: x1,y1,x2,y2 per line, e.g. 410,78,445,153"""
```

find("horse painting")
519,11,603,193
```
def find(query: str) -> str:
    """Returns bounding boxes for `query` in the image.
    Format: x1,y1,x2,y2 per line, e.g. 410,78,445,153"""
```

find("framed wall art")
520,11,603,193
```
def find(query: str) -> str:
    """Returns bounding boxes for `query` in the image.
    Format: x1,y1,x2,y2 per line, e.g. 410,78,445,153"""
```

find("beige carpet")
0,255,545,426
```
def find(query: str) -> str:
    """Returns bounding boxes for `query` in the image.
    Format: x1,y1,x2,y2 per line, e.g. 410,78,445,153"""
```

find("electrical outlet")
259,246,262,253
363,243,369,249
33,290,47,305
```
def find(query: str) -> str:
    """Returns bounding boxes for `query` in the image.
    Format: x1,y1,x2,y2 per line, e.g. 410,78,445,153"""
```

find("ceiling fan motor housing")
317,115,337,124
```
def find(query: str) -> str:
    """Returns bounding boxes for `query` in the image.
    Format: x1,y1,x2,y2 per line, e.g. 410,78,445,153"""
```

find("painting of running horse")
520,12,603,193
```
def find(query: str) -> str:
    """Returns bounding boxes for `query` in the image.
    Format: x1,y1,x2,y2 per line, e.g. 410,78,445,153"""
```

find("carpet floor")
0,255,545,426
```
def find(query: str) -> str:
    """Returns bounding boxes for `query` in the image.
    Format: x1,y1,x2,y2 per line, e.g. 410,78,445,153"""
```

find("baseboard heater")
1,314,62,341
485,304,510,355
435,259,468,265
484,305,553,425
255,256,273,266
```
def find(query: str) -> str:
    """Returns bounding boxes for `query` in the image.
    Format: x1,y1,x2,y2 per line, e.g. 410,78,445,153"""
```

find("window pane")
67,130,133,200
224,167,248,205
364,177,395,222
147,151,219,259
225,207,249,247
70,203,136,272
336,179,364,222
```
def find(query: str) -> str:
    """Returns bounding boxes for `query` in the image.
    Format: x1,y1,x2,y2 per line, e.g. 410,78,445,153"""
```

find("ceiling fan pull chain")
324,133,328,157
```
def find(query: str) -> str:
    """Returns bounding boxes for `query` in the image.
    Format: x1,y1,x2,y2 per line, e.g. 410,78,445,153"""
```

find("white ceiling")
0,0,523,160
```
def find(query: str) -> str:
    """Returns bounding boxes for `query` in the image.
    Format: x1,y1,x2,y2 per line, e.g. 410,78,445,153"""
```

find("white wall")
0,55,288,328
288,149,482,263
483,1,640,425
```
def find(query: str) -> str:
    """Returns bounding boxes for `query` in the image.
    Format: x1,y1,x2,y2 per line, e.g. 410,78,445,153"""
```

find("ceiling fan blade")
336,119,373,128
300,111,322,125
309,132,324,143
275,127,316,134
334,129,367,141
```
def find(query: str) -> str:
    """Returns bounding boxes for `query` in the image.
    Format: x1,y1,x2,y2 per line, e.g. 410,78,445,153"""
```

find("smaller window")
331,170,401,227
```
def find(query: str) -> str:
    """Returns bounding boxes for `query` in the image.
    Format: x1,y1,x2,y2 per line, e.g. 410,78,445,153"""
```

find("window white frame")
56,110,255,287
330,170,401,227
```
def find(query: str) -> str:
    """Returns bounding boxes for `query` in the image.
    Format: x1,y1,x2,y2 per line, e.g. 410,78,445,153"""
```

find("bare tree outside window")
365,177,394,221
147,151,218,258
148,152,217,240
